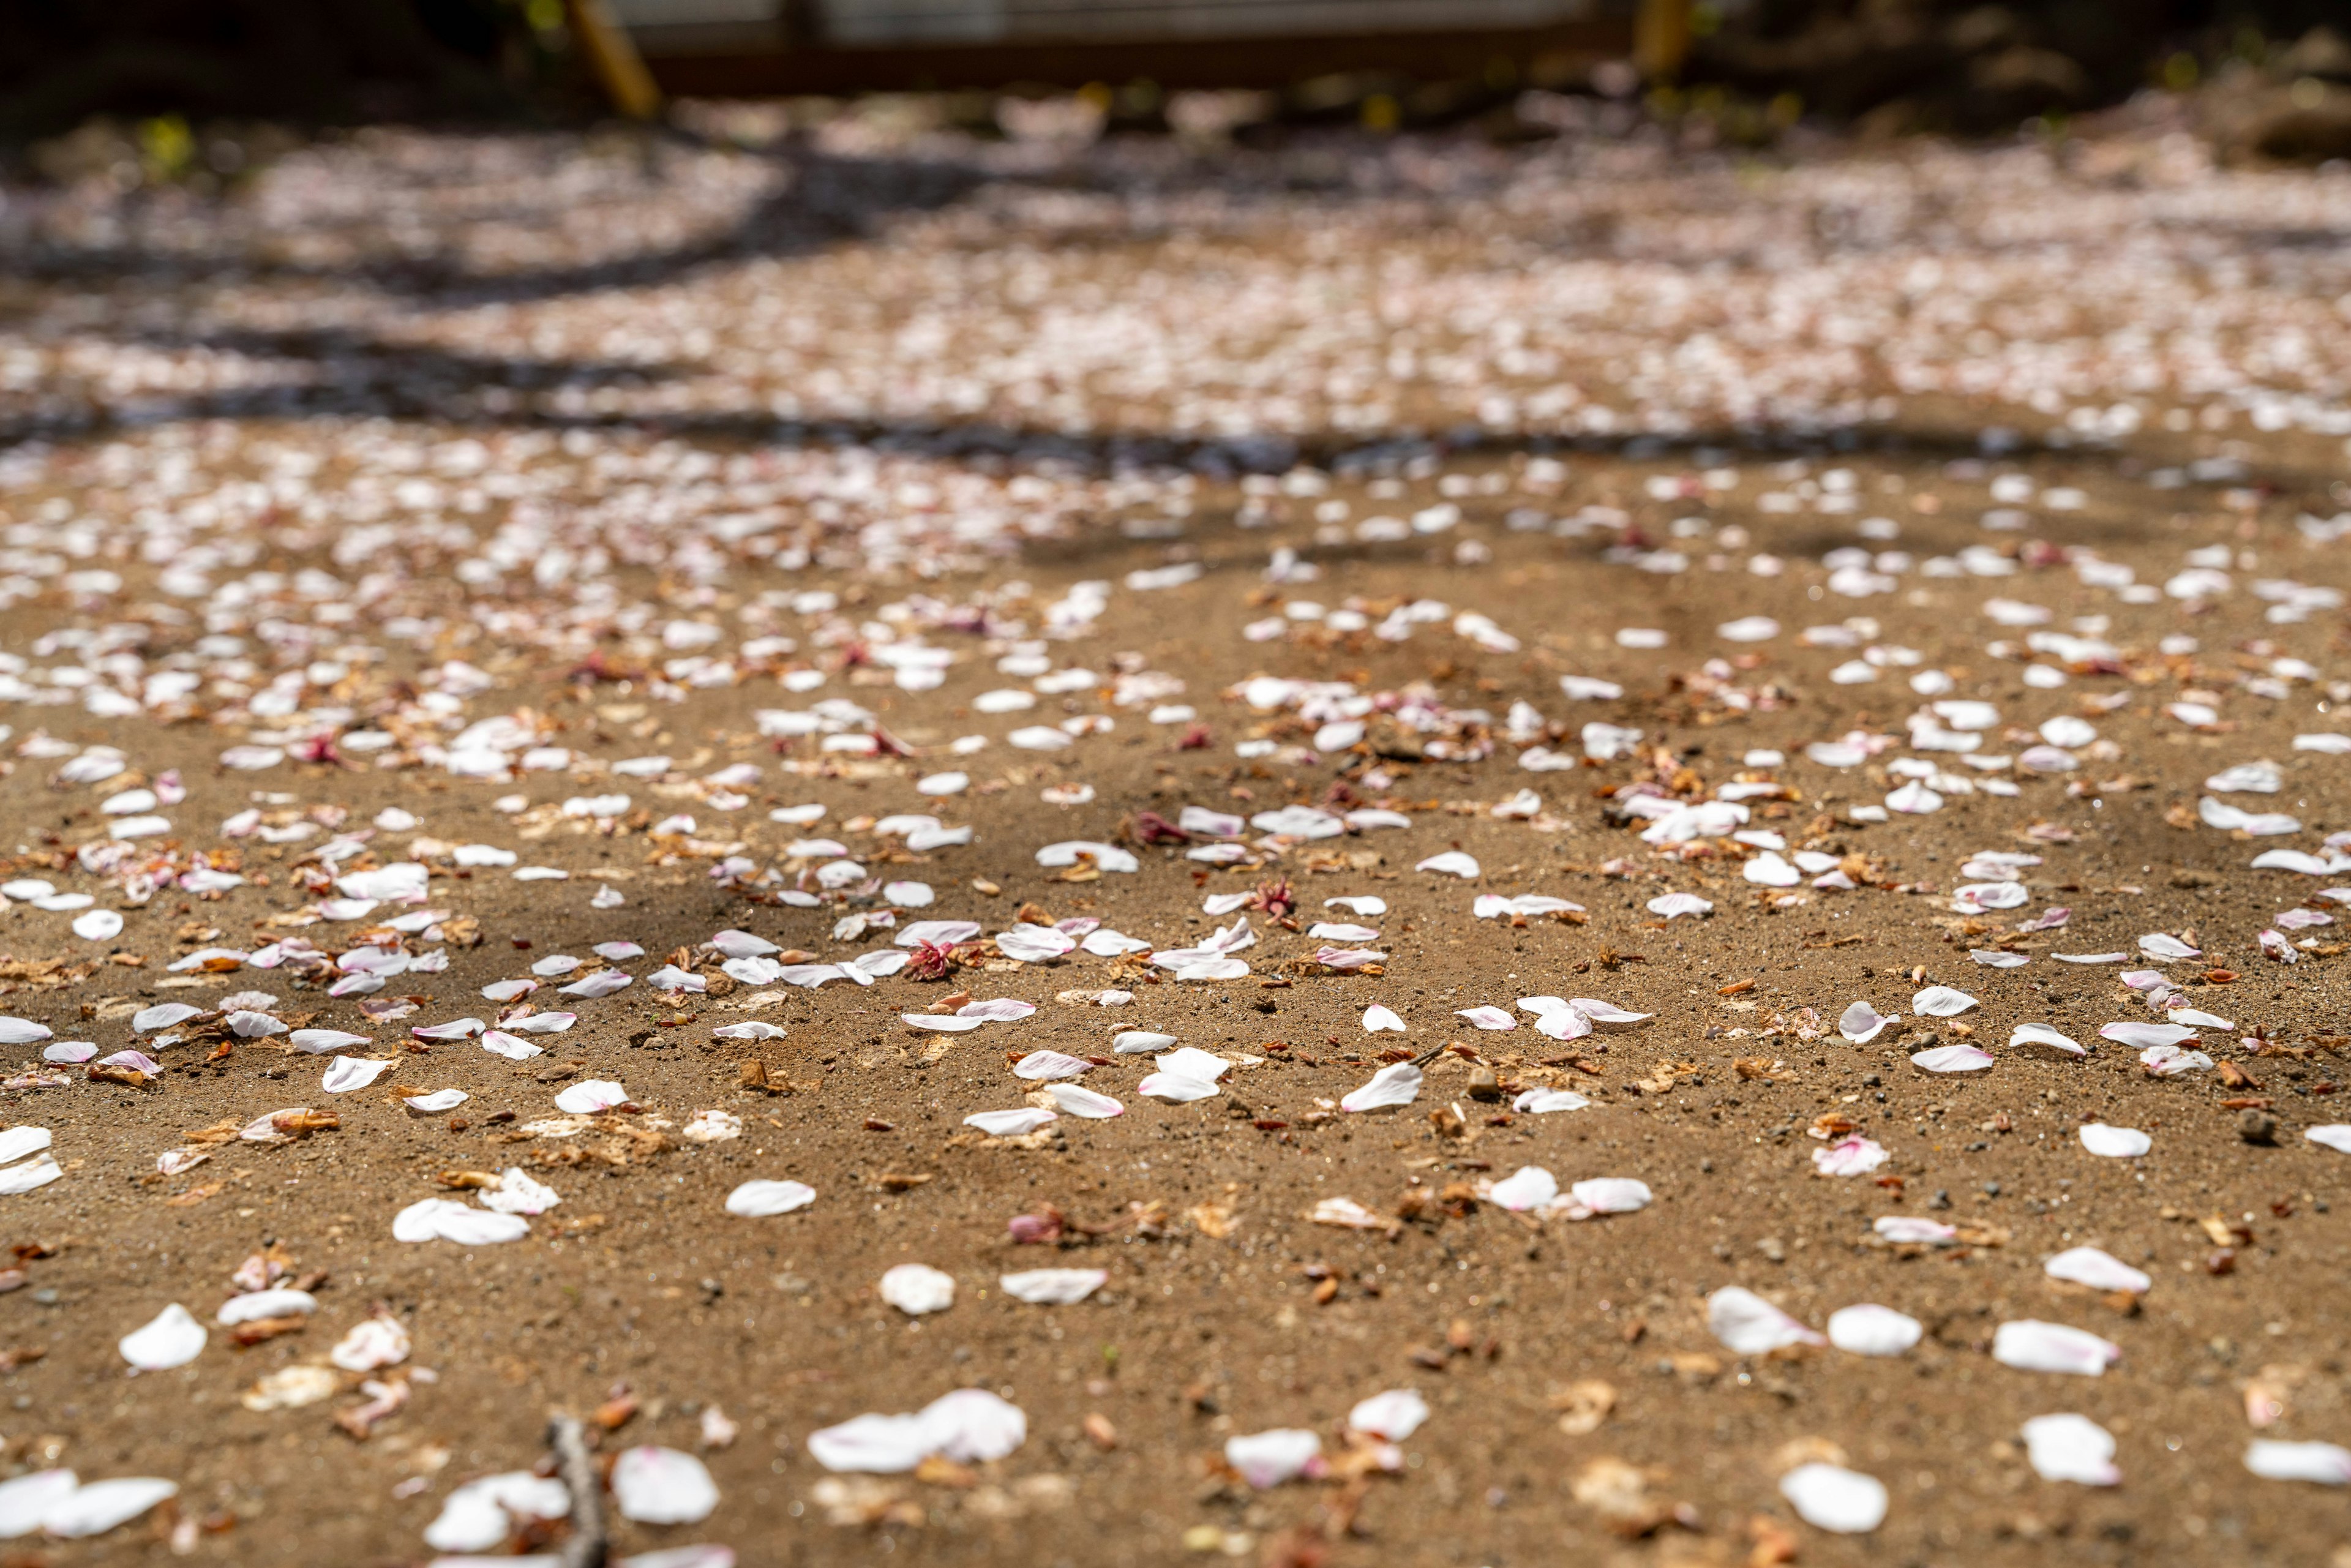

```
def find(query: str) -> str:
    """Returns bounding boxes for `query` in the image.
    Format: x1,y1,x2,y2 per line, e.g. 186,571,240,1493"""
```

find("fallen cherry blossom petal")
320,1056,392,1093
0,1471,77,1537
1874,1216,1959,1245
2009,1022,2085,1057
42,1477,180,1539
392,1199,529,1246
331,1315,412,1372
1992,1320,2120,1376
1827,1304,1922,1357
1487,1166,1558,1211
2078,1123,2151,1158
1340,1063,1421,1113
1779,1463,1887,1533
553,1079,629,1113
1346,1389,1428,1442
966,1109,1056,1136
1707,1286,1824,1354
1813,1137,1889,1176
1225,1429,1322,1488
1837,1001,1896,1043
214,1288,315,1328
2246,1440,2351,1485
479,1168,561,1216
1012,1051,1092,1081
2044,1247,2150,1294
998,1269,1106,1305
612,1447,719,1525
118,1304,206,1370
915,1389,1026,1464
1044,1083,1123,1119
1414,852,1480,879
422,1472,570,1551
2020,1414,2120,1485
1911,985,1978,1017
879,1264,956,1316
2099,1021,2195,1049
725,1180,815,1217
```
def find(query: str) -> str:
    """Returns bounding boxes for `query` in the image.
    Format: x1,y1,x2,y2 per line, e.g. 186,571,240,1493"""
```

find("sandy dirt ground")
0,102,2346,1567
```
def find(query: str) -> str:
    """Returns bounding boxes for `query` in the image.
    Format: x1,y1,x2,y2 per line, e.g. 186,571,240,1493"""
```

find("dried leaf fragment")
1552,1379,1618,1436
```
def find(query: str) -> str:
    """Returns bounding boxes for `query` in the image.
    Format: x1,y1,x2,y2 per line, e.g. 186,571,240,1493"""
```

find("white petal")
118,1303,206,1370
998,1269,1106,1305
2246,1439,2351,1484
42,1477,178,1539
1339,1062,1421,1113
1992,1319,2120,1376
553,1079,629,1113
319,1056,391,1093
2078,1123,2151,1157
1011,1050,1092,1081
1779,1463,1888,1533
1512,1088,1590,1114
1046,1083,1123,1119
806,1412,933,1474
1224,1429,1321,1488
0,1471,78,1539
1487,1166,1558,1211
329,1316,412,1371
725,1180,816,1217
2044,1247,2150,1294
216,1289,317,1326
1826,1304,1921,1357
391,1198,530,1245
965,1108,1057,1136
1346,1389,1429,1441
2022,1414,2120,1485
1910,1044,1995,1073
879,1264,956,1316
1707,1286,1823,1354
2009,1022,2084,1057
611,1446,719,1525
1910,985,1978,1016
917,1388,1027,1463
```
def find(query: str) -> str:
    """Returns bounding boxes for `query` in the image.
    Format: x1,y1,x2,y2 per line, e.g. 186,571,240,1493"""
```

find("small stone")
2238,1109,2279,1146
1466,1066,1502,1101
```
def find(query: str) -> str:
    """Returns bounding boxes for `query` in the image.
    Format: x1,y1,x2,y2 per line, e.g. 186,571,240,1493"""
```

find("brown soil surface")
0,108,2345,1567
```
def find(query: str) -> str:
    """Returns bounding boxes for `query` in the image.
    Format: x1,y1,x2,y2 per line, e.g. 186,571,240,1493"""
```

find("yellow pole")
1633,0,1693,82
566,0,664,121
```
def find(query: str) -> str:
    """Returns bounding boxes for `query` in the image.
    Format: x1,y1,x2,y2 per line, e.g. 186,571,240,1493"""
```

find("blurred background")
4,0,2350,185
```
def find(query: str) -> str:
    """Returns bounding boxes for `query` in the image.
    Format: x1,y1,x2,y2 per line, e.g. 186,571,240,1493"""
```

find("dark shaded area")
645,17,1629,100
8,310,2328,506
0,145,984,307
6,0,2349,149
0,0,540,139
1690,2,2350,136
